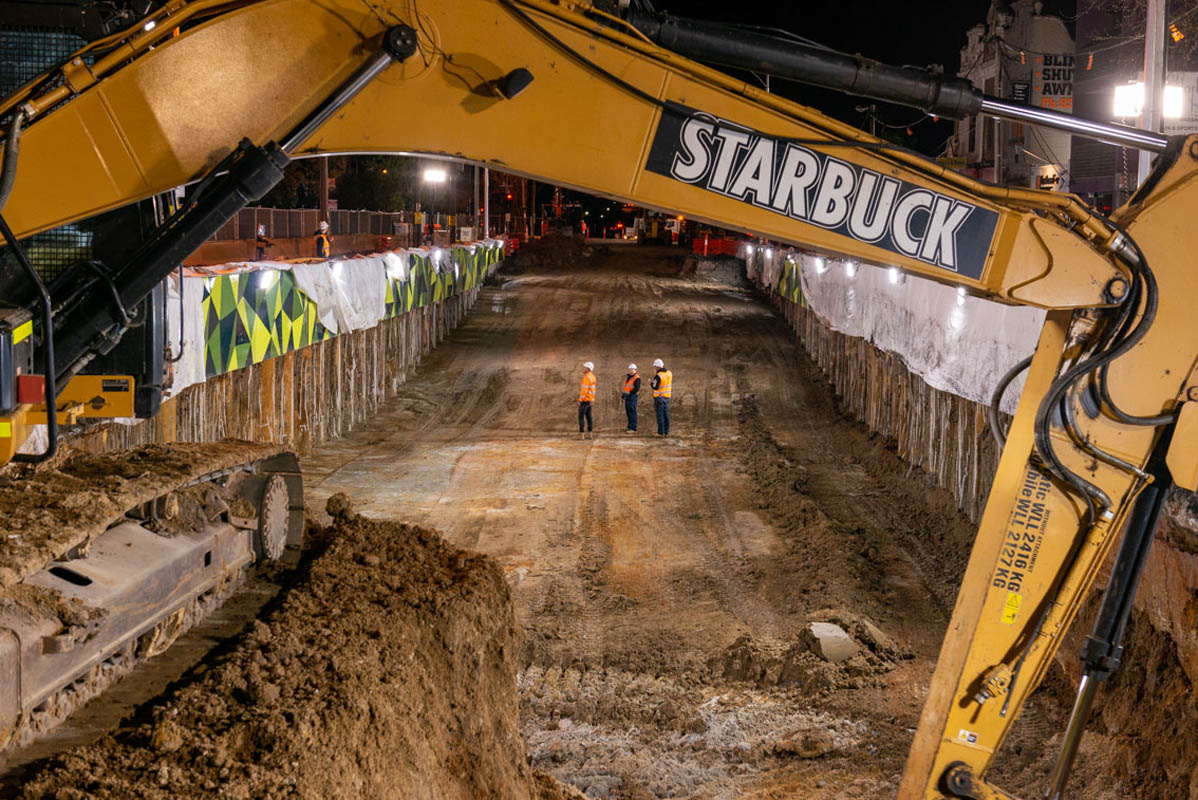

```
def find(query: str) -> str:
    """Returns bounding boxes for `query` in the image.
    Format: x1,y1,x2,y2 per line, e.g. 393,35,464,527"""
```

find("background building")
948,0,1076,191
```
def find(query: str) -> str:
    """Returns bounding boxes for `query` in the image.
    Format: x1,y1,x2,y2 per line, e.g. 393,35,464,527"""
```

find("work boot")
579,432,586,440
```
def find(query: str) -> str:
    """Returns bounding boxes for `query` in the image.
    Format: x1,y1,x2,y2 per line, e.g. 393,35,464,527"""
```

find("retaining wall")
64,247,501,458
763,272,1198,694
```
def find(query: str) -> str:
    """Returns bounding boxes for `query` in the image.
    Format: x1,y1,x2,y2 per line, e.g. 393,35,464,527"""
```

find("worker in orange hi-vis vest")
651,358,672,437
621,363,641,433
314,220,333,259
578,361,596,439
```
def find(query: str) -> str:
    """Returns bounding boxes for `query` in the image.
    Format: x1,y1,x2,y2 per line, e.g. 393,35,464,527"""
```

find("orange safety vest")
315,232,331,258
623,375,638,395
579,371,596,402
653,370,672,399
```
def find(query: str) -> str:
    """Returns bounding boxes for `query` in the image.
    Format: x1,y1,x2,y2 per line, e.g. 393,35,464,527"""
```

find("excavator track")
0,442,304,756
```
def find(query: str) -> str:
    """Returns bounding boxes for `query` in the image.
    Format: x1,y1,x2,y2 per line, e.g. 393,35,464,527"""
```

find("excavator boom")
1,1,1196,797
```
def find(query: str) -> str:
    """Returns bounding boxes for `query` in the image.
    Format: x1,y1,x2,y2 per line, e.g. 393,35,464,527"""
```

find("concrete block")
802,621,857,663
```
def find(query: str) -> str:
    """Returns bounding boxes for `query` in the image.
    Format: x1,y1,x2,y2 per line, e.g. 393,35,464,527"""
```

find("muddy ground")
20,497,580,800
9,242,1178,798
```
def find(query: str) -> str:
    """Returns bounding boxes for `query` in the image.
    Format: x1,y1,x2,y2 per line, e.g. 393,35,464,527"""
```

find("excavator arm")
1,1,1197,797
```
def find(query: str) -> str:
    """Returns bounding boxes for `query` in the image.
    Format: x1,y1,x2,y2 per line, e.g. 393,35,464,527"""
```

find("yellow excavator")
1,0,1195,796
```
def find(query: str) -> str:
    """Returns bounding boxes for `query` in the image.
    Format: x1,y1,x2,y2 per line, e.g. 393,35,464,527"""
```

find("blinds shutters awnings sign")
1033,55,1073,112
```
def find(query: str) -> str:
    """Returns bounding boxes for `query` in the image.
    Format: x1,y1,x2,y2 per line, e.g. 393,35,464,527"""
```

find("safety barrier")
691,235,743,257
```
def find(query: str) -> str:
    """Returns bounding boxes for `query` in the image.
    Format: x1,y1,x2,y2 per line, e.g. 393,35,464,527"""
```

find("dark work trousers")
578,401,593,432
624,395,638,431
654,397,670,436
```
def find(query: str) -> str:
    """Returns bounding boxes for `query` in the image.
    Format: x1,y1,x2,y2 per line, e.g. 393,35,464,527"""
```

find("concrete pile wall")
774,296,1002,521
65,247,501,458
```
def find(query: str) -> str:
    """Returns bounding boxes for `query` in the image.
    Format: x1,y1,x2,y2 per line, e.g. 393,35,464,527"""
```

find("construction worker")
255,224,274,261
622,364,640,433
651,358,672,437
314,220,332,259
578,361,596,439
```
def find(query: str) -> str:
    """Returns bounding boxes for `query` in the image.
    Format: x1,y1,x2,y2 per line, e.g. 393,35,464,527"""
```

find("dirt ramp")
21,496,579,800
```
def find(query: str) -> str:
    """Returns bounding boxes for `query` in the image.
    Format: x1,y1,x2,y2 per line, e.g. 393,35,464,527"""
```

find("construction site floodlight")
423,167,448,184
1113,83,1185,119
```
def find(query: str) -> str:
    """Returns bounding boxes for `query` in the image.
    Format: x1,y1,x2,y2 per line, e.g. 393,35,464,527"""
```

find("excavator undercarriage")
0,443,303,753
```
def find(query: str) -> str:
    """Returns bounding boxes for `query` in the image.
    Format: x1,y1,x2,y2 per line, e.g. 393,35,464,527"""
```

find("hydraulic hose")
0,108,26,215
988,355,1032,448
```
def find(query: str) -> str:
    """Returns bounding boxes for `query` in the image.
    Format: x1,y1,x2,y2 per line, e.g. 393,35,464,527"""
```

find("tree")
335,156,418,210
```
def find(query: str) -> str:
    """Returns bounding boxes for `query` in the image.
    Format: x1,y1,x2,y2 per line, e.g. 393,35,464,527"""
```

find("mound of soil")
679,255,749,287
20,495,580,800
503,235,597,274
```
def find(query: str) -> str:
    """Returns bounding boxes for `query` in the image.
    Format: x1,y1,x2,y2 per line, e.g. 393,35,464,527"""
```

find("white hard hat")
627,363,637,371
257,224,266,236
653,358,664,368
583,361,594,370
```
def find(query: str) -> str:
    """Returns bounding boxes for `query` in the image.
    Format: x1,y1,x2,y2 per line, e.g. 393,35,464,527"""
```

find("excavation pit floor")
298,247,1119,798
10,245,1136,798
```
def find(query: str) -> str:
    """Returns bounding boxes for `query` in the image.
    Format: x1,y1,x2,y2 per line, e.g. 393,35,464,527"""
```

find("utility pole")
318,157,329,223
528,179,536,237
994,29,1003,186
484,168,490,238
1138,0,1166,186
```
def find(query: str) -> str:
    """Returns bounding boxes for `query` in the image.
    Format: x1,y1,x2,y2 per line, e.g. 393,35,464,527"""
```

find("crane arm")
1,1,1197,797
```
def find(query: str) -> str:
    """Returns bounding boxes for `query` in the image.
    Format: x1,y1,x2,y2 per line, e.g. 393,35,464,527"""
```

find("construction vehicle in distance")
0,0,1195,796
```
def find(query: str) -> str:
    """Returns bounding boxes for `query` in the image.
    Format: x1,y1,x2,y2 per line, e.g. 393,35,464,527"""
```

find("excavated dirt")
20,495,581,800
0,441,287,588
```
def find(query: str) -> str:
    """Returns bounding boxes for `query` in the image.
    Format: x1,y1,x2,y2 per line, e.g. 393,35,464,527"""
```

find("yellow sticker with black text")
1001,591,1022,624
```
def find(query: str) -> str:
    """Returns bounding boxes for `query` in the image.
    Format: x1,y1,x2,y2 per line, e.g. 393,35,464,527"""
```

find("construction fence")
211,208,458,243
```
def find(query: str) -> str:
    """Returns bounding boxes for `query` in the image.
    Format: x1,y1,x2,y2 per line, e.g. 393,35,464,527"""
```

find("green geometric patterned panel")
203,244,504,378
202,269,330,377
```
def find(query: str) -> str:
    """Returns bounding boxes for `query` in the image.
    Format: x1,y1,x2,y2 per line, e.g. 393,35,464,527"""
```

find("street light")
422,167,449,244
